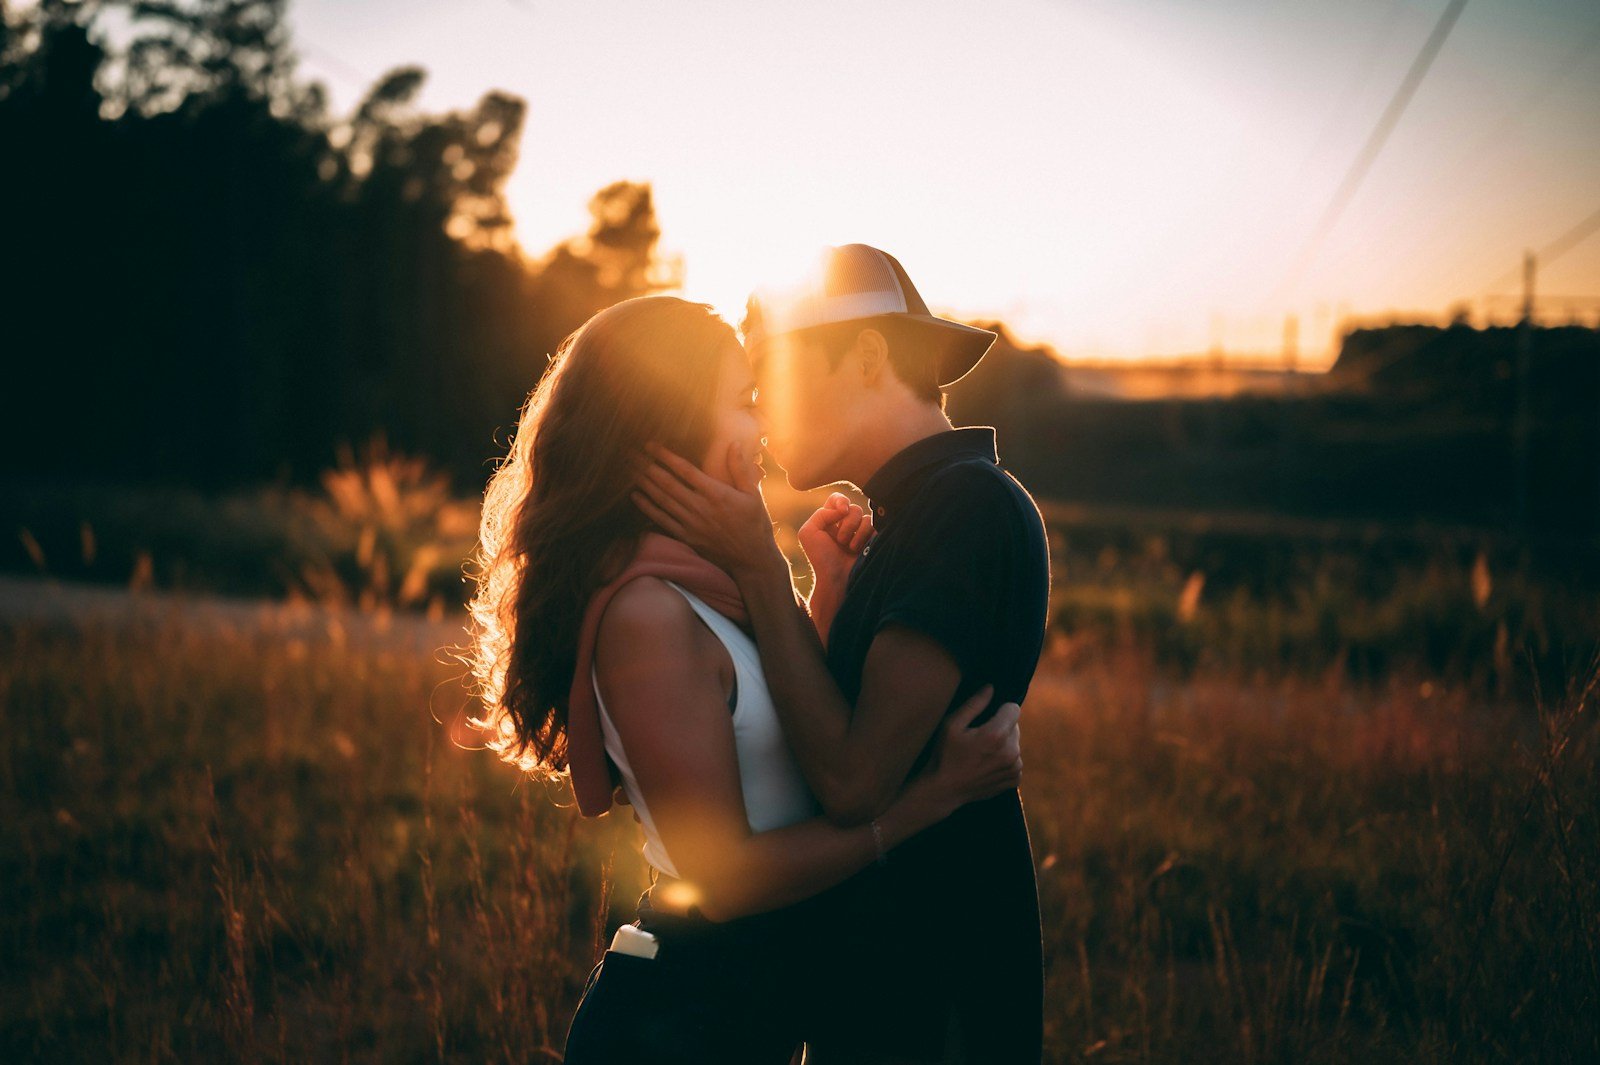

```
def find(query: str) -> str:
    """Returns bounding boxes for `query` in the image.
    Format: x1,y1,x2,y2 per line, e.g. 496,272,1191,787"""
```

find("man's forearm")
804,583,844,647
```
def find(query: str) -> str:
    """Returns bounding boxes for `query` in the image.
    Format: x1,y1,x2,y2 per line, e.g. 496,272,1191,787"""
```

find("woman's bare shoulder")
595,577,722,677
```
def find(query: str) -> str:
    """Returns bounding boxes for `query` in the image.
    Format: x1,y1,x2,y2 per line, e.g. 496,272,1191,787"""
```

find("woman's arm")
633,442,1017,827
594,577,1018,922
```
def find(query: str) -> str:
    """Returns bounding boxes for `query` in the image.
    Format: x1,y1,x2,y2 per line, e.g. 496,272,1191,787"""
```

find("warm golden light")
296,0,1600,365
651,878,702,917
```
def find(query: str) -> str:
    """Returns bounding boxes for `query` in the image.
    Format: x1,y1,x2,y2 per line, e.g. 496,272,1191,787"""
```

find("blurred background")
2,1,1597,1061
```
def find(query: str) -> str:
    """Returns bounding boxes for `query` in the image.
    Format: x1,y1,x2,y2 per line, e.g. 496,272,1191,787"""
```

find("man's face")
750,329,859,491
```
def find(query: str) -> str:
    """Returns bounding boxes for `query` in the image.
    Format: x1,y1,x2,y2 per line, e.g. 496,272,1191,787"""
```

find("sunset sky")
283,0,1600,366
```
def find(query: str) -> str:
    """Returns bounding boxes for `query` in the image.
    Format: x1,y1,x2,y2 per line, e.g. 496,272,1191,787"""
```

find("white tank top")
591,579,819,878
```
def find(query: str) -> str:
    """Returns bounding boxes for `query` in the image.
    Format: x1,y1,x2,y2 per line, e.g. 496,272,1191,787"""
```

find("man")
634,244,1051,1062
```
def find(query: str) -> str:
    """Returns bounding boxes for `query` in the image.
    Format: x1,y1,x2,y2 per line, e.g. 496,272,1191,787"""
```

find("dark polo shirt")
803,426,1051,1063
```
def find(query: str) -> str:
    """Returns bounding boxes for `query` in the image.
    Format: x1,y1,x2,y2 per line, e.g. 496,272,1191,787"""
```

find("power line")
1285,0,1409,190
1379,17,1600,291
1482,204,1600,294
1278,0,1471,296
1535,205,1600,269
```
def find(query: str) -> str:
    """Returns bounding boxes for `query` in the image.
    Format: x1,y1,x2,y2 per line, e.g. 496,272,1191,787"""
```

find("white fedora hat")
744,244,998,388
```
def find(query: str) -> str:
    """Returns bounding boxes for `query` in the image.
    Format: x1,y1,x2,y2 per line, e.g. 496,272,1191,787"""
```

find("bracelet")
870,818,888,867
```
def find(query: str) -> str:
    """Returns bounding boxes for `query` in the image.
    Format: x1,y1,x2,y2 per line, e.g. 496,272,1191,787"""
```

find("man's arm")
796,493,874,649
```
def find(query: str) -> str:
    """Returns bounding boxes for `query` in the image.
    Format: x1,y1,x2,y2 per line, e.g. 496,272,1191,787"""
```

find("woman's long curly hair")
465,296,736,778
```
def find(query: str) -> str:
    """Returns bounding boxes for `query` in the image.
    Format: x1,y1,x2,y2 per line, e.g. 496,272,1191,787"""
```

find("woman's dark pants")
562,882,806,1064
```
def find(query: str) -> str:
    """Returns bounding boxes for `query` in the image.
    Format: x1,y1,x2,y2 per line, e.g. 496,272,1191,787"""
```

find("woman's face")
699,340,767,487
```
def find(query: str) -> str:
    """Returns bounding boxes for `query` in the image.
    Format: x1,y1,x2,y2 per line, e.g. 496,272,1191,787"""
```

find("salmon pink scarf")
566,531,749,816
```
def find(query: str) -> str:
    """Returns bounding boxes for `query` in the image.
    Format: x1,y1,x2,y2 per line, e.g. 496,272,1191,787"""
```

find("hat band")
764,289,909,335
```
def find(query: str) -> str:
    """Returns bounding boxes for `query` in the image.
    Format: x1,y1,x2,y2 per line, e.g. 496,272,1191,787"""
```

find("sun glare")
284,0,1599,365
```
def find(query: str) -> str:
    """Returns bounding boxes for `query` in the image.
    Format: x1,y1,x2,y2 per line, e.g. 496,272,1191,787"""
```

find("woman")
464,296,1022,1063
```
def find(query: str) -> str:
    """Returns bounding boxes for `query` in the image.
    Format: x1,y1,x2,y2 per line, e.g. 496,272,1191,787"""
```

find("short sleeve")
872,466,1018,678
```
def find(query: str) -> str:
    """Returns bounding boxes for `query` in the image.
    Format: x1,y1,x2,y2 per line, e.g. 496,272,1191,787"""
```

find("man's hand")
798,492,873,598
632,441,789,582
920,687,1023,809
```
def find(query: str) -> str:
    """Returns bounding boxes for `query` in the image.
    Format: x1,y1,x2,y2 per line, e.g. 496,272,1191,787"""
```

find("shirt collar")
862,426,999,525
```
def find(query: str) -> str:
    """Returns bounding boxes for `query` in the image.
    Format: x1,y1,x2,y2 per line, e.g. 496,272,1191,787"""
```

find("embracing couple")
466,244,1052,1063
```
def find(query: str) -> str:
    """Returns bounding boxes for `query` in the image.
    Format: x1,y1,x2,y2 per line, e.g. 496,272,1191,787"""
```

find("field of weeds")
2,593,1595,1062
6,438,1597,698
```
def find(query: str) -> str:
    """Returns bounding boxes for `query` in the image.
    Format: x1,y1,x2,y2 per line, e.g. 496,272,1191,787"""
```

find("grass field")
7,455,1598,697
3,593,1596,1062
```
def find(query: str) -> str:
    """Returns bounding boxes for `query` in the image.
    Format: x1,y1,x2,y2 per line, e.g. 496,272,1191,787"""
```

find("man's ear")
856,328,889,385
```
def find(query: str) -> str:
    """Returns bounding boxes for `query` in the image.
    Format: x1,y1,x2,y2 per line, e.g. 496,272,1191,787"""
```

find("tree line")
1,0,674,489
5,1,1595,537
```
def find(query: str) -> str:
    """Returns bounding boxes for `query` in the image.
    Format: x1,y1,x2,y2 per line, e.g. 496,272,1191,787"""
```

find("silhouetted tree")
117,0,318,118
0,0,670,490
523,181,676,361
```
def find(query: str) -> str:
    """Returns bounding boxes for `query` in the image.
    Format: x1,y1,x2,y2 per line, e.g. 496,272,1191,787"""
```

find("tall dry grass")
11,437,1599,693
0,602,641,1062
1024,640,1598,1062
1,596,1595,1062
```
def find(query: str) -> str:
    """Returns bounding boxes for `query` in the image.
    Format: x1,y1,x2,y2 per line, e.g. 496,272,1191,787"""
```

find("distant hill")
947,322,1308,402
1056,361,1304,401
1329,323,1600,410
946,322,1600,535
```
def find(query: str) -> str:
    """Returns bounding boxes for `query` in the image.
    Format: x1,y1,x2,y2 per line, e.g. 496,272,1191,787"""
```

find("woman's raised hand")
632,441,788,579
920,684,1023,809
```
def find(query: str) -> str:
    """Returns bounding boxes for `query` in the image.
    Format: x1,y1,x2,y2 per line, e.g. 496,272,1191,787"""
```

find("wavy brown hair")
464,296,736,778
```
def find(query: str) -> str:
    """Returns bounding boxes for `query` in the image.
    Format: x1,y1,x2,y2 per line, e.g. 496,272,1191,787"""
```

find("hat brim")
746,313,997,388
897,314,998,387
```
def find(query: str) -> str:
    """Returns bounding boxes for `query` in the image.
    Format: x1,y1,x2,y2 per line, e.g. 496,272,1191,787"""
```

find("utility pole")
1514,250,1535,532
1277,314,1301,511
